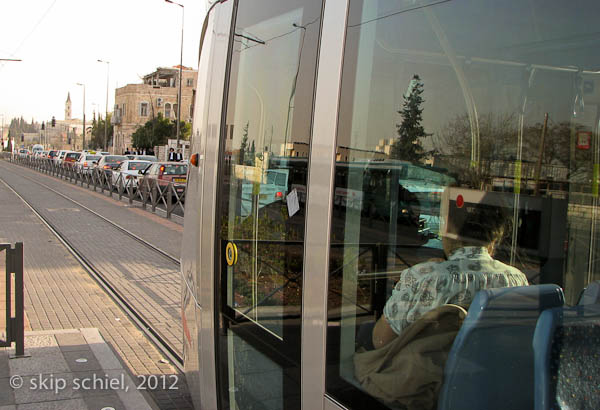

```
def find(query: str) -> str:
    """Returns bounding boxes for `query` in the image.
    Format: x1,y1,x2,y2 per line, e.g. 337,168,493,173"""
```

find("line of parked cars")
27,149,189,201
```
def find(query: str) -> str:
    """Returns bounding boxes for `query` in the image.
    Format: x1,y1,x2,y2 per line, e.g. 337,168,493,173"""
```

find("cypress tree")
390,74,427,163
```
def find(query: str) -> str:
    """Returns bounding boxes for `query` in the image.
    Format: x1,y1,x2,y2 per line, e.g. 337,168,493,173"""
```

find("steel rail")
0,174,184,372
0,163,180,265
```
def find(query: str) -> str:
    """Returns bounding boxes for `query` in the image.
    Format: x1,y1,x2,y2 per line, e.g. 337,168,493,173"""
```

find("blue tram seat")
577,281,600,305
532,304,600,410
437,284,564,410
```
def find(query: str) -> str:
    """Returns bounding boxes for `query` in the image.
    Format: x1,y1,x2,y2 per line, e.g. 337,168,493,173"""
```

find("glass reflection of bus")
181,1,600,410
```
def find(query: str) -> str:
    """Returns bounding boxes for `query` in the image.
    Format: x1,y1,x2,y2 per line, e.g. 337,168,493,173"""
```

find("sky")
0,0,207,127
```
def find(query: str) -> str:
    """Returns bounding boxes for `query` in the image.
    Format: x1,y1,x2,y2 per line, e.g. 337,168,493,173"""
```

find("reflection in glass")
215,1,322,409
326,0,600,409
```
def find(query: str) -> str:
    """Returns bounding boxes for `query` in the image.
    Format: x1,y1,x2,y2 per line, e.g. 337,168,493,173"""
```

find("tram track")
5,168,180,265
0,164,184,372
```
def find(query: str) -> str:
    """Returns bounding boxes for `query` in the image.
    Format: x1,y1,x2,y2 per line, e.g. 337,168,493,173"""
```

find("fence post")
2,242,27,358
167,183,173,219
11,243,25,357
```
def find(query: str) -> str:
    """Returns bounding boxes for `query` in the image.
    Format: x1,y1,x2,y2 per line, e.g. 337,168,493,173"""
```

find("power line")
347,0,451,28
1,0,58,68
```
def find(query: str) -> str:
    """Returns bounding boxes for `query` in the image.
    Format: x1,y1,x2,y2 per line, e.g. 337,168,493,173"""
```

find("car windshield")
85,156,100,161
136,156,157,161
162,164,187,175
266,171,287,186
128,162,149,170
66,153,79,159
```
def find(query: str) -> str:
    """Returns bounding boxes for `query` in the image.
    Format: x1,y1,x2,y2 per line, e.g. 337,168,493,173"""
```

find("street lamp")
97,59,110,152
165,0,184,148
76,83,86,150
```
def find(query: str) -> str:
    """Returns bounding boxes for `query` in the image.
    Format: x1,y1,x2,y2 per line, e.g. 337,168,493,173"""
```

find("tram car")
181,1,600,409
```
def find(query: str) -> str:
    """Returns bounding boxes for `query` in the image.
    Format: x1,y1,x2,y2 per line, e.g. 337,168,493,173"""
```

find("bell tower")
65,92,72,120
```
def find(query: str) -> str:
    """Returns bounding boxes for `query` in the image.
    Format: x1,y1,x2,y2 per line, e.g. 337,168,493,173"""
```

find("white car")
111,160,152,188
74,153,102,174
54,150,69,165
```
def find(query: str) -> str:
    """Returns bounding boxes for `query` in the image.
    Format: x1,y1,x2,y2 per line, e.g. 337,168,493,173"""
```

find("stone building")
113,65,198,154
35,94,87,150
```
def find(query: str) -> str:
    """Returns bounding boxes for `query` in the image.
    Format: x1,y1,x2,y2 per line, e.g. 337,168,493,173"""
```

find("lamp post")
76,83,86,150
97,59,110,152
165,0,184,148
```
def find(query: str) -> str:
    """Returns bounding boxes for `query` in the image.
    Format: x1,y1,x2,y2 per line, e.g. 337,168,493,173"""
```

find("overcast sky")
0,0,206,126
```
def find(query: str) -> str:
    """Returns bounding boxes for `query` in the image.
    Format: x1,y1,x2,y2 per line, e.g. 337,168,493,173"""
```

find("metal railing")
0,242,25,357
6,155,186,219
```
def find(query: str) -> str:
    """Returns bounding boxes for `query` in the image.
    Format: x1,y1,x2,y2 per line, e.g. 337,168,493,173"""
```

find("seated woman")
370,204,529,350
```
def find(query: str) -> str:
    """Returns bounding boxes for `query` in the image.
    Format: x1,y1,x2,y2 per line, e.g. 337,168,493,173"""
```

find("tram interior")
322,1,600,409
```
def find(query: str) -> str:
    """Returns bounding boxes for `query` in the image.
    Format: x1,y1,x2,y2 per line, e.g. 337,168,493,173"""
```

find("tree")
390,75,428,163
239,121,249,165
131,113,173,149
88,113,114,150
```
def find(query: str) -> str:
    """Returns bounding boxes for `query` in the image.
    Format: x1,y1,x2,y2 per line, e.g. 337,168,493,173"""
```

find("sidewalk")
0,162,184,358
1,329,156,410
0,171,193,409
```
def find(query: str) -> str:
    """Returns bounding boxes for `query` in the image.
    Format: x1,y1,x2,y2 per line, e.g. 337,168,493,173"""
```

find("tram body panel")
196,3,234,409
182,2,234,409
301,1,349,408
183,0,600,409
181,5,216,407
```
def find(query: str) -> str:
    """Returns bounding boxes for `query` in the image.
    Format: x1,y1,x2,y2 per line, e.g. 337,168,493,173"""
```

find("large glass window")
215,1,323,409
326,1,600,409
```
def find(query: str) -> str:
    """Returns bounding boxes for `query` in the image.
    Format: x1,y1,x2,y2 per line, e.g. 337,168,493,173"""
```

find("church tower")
65,92,72,120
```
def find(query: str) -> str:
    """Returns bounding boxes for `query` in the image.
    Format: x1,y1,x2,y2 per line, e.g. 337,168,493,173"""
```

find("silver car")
74,154,101,174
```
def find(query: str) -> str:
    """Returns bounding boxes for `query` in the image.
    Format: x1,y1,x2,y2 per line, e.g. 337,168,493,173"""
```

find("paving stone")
0,162,193,409
17,398,87,410
0,376,16,406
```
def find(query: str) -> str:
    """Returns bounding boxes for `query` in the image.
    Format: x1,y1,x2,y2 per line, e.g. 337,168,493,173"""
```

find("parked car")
74,154,101,174
48,150,59,162
111,160,152,188
54,150,69,165
18,149,29,158
125,155,158,162
138,162,188,199
62,151,81,168
95,155,128,181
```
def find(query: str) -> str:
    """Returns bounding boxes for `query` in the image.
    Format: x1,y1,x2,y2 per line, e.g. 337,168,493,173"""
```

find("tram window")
215,0,323,409
326,0,600,409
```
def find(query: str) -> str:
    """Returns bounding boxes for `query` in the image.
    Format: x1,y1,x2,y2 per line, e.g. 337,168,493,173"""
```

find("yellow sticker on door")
225,242,238,266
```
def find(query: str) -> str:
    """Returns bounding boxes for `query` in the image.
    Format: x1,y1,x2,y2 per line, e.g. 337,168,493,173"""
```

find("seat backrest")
533,304,600,410
438,284,564,410
578,281,600,305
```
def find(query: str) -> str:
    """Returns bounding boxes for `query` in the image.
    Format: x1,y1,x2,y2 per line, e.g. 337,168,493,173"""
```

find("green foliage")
239,121,249,165
390,75,428,163
131,113,190,149
88,113,114,150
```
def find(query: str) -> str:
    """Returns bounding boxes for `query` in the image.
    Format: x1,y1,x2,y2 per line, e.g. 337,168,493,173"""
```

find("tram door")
213,1,323,409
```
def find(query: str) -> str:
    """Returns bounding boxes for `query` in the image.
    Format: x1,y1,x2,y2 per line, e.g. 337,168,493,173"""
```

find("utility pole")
165,0,184,148
97,60,110,151
77,83,86,150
